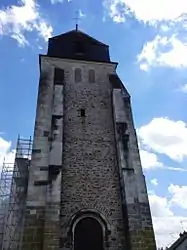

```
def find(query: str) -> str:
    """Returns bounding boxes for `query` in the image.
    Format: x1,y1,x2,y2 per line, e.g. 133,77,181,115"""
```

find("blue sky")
0,0,187,248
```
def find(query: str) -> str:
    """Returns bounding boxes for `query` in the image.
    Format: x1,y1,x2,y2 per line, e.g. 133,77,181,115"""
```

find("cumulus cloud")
0,136,15,173
103,0,187,24
149,192,187,248
103,0,127,23
137,35,187,70
0,0,53,46
103,0,187,71
139,149,186,171
132,117,187,247
138,117,187,162
169,184,187,209
149,193,173,217
140,150,163,169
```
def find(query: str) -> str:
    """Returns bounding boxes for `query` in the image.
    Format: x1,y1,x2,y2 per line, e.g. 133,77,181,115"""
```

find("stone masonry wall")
55,58,127,250
112,87,156,250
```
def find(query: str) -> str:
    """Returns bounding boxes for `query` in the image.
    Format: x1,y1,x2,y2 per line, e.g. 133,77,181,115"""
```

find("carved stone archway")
68,210,111,250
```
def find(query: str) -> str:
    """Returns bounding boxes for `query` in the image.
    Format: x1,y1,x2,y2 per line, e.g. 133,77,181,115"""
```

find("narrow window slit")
75,68,82,83
80,109,85,117
89,69,95,83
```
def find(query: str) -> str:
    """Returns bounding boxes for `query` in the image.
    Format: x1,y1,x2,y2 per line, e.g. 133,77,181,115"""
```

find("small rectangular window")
54,68,64,85
43,131,49,137
80,109,85,117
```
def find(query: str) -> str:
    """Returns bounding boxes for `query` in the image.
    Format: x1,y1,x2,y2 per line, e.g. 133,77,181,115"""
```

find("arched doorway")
74,217,103,250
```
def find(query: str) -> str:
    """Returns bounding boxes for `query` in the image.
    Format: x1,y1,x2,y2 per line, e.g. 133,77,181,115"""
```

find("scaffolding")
0,136,32,250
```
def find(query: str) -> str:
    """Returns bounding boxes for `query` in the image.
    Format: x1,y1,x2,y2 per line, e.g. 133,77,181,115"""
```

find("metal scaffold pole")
0,136,32,250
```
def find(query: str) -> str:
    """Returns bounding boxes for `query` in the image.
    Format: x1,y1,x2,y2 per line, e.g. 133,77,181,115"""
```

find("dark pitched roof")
47,29,111,62
51,29,108,47
168,231,187,250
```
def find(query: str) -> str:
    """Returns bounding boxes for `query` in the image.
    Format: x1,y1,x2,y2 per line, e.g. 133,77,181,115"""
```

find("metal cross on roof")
73,10,81,31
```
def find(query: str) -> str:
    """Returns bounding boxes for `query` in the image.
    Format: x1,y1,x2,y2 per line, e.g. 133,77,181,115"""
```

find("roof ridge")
50,29,108,46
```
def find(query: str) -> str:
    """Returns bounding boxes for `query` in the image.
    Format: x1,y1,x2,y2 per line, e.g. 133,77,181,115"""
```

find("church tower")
20,29,156,250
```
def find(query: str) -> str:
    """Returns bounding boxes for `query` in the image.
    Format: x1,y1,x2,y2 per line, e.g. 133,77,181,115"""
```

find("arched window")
89,69,95,83
75,68,82,83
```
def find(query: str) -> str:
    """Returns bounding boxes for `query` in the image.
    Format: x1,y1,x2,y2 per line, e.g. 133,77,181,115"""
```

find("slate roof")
168,231,187,250
51,29,108,47
47,29,111,62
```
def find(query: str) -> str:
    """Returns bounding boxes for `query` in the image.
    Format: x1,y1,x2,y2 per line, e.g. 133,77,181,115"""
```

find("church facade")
20,29,156,250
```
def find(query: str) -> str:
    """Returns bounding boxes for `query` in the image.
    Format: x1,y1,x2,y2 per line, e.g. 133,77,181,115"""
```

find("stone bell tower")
20,29,157,250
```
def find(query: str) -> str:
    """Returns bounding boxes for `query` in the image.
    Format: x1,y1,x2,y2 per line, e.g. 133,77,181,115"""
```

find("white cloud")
169,184,187,209
149,192,187,248
140,150,163,169
103,1,187,71
180,84,187,93
149,193,173,217
139,63,149,71
50,0,72,4
78,9,86,18
35,20,53,41
166,166,187,172
103,0,126,23
139,149,187,171
0,136,15,172
137,35,187,70
151,178,158,186
103,0,187,24
50,0,63,3
0,0,53,46
138,117,187,162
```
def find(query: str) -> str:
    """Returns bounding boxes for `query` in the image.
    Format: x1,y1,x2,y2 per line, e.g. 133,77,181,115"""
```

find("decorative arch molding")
67,209,111,249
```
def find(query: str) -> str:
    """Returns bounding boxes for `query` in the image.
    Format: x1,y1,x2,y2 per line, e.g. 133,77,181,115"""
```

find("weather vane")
73,10,80,31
